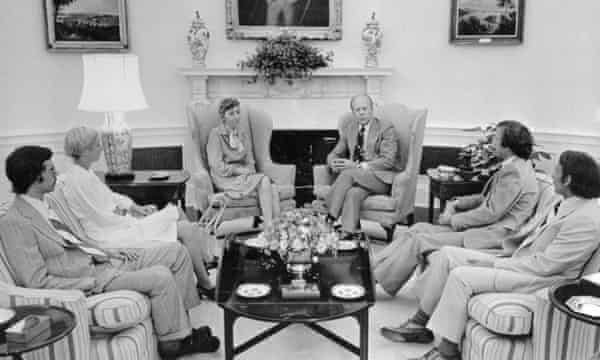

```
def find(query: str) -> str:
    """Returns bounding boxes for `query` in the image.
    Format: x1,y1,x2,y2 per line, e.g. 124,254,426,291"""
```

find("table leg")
224,310,236,360
12,355,24,360
358,309,369,360
428,183,434,223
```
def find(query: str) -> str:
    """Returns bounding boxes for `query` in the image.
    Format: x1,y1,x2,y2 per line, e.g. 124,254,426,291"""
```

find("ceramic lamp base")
101,112,133,176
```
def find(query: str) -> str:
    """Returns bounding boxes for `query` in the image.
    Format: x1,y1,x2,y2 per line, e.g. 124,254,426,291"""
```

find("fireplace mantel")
178,67,393,129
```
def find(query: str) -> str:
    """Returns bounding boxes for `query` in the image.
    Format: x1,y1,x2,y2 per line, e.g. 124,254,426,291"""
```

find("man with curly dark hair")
374,120,539,297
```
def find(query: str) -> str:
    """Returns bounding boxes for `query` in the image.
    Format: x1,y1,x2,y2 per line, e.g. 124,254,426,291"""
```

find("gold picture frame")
44,0,129,52
226,0,342,40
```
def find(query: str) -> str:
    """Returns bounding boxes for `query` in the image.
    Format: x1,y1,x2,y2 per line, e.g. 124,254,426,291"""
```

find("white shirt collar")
501,155,516,167
556,196,587,218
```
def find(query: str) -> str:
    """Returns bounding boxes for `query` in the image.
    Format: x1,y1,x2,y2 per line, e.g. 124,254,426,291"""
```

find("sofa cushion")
87,290,151,334
468,293,537,336
462,320,532,360
90,318,157,360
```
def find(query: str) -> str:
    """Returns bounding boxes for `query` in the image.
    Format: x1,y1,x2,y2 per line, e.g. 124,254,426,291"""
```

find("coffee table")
216,233,375,360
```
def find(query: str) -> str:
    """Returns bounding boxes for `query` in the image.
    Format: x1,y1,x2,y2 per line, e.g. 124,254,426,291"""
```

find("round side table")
549,280,600,360
0,305,76,360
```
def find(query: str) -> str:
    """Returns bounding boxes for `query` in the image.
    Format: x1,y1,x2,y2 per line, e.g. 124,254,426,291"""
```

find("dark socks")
410,309,430,327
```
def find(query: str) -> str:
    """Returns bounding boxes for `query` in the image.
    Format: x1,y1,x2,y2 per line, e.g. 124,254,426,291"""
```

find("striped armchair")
462,249,600,360
0,204,160,360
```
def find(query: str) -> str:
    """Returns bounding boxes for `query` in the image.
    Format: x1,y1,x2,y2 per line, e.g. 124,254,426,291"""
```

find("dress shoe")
158,330,220,359
408,348,460,360
197,285,216,301
380,320,434,343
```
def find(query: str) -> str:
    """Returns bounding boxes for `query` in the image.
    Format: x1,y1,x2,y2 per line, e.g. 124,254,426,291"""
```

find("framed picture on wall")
44,0,129,51
450,0,524,45
226,0,342,40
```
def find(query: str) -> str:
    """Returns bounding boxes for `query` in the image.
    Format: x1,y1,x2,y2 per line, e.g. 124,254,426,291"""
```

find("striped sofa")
462,250,600,360
0,203,160,360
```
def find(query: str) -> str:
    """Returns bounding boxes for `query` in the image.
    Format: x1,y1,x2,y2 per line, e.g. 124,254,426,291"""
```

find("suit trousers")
326,168,389,232
421,246,556,344
372,222,509,295
103,242,201,342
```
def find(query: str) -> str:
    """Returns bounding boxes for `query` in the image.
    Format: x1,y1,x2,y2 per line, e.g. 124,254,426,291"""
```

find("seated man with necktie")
380,150,600,360
373,120,539,296
0,146,220,358
325,94,401,239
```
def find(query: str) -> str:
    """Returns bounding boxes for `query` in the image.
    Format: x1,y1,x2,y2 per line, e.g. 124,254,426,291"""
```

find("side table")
427,175,485,223
549,280,600,360
0,305,76,360
99,170,190,209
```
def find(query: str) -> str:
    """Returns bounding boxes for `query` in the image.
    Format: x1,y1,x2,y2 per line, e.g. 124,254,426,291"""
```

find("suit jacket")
0,196,119,292
495,197,600,280
450,157,539,232
327,116,401,184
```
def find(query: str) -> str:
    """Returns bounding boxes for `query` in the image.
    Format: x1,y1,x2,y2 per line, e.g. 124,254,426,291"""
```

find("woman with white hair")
60,126,216,299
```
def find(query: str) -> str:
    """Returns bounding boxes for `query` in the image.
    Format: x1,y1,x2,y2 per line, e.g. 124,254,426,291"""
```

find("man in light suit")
325,94,401,238
373,120,539,295
0,146,219,358
381,150,600,360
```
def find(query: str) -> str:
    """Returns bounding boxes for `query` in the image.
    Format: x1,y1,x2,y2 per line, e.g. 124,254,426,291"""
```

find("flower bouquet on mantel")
238,32,334,85
255,208,340,267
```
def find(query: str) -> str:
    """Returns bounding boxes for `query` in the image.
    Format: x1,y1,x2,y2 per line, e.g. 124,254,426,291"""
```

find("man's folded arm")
0,220,95,292
451,167,522,231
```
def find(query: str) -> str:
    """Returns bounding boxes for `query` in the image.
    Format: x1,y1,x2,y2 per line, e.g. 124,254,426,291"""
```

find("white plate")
0,308,15,325
331,284,365,300
236,283,271,298
245,237,268,249
150,171,169,180
338,240,358,251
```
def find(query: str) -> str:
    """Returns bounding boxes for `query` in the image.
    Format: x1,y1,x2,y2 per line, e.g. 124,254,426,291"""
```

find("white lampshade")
78,54,148,112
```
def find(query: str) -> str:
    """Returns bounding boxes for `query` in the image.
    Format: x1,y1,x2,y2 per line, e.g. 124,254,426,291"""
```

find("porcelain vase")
187,11,210,68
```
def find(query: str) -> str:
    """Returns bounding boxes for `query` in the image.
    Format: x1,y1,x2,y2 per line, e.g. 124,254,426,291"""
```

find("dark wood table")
216,233,375,360
549,280,600,359
0,305,76,360
428,175,485,223
99,170,190,209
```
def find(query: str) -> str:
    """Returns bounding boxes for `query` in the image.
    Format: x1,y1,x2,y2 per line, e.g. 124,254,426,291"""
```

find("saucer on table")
236,283,271,298
330,284,365,300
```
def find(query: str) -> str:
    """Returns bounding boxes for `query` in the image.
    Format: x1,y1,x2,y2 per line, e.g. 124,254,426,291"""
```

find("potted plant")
238,33,334,85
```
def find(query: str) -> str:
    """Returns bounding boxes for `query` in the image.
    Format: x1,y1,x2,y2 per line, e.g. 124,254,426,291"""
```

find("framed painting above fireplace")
44,0,129,51
226,0,342,40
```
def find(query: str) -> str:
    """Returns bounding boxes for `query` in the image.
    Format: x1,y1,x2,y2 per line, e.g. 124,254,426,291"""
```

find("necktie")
354,124,366,162
48,218,109,260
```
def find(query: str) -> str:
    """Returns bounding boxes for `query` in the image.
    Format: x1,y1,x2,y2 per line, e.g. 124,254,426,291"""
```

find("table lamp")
78,54,148,180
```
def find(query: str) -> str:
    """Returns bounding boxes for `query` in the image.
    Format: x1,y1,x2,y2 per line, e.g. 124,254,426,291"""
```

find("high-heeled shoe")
197,285,216,301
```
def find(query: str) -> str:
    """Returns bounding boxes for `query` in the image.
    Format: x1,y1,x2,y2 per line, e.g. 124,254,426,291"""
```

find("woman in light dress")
207,97,279,226
60,127,215,297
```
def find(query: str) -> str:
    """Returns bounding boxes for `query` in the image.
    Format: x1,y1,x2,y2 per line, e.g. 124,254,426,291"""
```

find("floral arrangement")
238,33,334,85
255,208,339,260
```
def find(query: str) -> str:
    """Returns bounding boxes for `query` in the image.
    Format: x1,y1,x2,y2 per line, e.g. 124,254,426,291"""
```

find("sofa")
462,246,600,360
0,202,160,360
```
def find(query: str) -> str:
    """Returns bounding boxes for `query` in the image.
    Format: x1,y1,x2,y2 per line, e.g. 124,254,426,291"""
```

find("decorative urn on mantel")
187,11,210,68
361,12,383,68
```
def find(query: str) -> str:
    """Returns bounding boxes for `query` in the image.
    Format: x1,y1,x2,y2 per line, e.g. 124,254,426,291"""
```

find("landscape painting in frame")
450,0,524,45
226,0,342,40
45,0,129,51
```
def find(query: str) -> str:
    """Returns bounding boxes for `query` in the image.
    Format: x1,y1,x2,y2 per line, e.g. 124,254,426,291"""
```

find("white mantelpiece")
178,67,393,129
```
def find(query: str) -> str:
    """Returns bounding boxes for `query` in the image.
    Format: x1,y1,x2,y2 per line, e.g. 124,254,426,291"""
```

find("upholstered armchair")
462,249,600,360
0,198,159,360
312,103,427,240
185,102,296,222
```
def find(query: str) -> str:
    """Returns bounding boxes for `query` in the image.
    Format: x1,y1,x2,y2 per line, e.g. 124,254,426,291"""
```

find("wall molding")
2,126,598,154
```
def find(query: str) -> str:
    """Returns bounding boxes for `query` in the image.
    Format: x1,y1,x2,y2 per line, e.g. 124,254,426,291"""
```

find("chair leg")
405,213,415,226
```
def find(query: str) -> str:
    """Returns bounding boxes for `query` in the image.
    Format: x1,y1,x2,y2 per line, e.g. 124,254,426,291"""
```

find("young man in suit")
325,94,401,238
0,146,219,359
381,150,600,360
373,120,539,295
